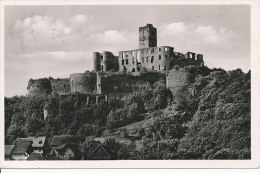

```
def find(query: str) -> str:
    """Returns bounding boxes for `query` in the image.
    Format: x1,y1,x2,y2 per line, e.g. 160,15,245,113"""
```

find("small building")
16,136,51,156
26,152,43,160
5,145,14,160
10,140,33,160
88,145,117,160
50,135,72,148
54,143,81,160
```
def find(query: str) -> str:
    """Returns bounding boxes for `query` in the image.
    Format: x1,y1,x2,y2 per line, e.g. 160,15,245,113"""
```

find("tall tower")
139,23,157,49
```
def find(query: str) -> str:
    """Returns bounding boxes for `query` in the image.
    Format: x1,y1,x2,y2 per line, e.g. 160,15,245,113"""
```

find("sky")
4,5,250,97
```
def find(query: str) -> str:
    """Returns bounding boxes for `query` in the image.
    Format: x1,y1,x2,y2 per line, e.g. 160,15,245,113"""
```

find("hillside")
4,67,251,159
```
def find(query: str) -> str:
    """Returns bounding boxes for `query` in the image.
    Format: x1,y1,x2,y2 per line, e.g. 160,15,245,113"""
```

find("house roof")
55,143,81,153
17,136,46,148
26,152,43,160
11,140,32,154
50,135,72,146
88,144,116,159
5,145,14,156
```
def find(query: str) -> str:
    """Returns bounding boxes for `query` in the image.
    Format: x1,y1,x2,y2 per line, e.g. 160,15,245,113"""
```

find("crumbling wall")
172,52,204,68
59,93,107,106
99,72,165,94
27,78,52,96
119,46,174,74
70,72,97,93
50,78,70,95
166,68,190,94
93,51,119,72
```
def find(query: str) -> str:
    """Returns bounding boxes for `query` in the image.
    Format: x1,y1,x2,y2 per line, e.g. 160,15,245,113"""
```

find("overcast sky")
5,5,250,97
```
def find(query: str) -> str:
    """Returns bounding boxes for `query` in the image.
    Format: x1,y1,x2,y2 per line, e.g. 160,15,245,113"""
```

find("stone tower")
139,23,157,49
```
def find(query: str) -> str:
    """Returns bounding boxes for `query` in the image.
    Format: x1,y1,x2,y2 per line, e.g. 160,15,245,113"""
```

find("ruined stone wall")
59,93,107,106
70,72,97,94
98,72,165,94
119,46,174,75
27,78,52,96
166,68,190,94
93,51,119,72
171,52,204,68
50,78,70,95
93,52,101,72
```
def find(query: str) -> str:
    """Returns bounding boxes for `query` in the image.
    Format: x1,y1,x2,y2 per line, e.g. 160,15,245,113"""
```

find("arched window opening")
151,56,154,63
159,55,161,60
101,65,104,71
132,68,135,72
159,65,160,70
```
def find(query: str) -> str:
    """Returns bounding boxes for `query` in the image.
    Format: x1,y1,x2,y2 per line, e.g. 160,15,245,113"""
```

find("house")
16,136,51,156
88,145,117,160
5,145,14,160
50,135,72,148
54,143,82,160
10,140,33,160
26,152,43,160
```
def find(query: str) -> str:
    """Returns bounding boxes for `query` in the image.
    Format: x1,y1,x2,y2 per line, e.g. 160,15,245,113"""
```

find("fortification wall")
98,72,165,94
166,68,189,94
59,93,107,106
27,78,52,96
70,72,97,94
50,78,70,95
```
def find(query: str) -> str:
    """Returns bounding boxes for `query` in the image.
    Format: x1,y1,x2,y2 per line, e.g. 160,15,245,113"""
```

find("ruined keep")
139,23,157,49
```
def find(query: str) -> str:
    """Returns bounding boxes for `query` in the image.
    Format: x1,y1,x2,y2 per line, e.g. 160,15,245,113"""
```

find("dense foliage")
5,68,250,159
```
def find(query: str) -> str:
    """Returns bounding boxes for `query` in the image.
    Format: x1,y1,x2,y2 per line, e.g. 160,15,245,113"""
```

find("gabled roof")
11,140,32,154
26,152,43,160
5,145,14,156
17,136,47,148
88,144,117,160
50,135,72,146
55,143,81,153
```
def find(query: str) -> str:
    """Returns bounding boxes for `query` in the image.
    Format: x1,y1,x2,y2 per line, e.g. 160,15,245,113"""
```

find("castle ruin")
93,24,204,75
27,24,205,99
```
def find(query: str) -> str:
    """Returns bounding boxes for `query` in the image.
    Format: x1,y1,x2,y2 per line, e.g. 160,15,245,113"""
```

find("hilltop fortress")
27,24,205,98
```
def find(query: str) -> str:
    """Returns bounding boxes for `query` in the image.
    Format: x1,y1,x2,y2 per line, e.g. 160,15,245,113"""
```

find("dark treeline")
5,68,250,159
